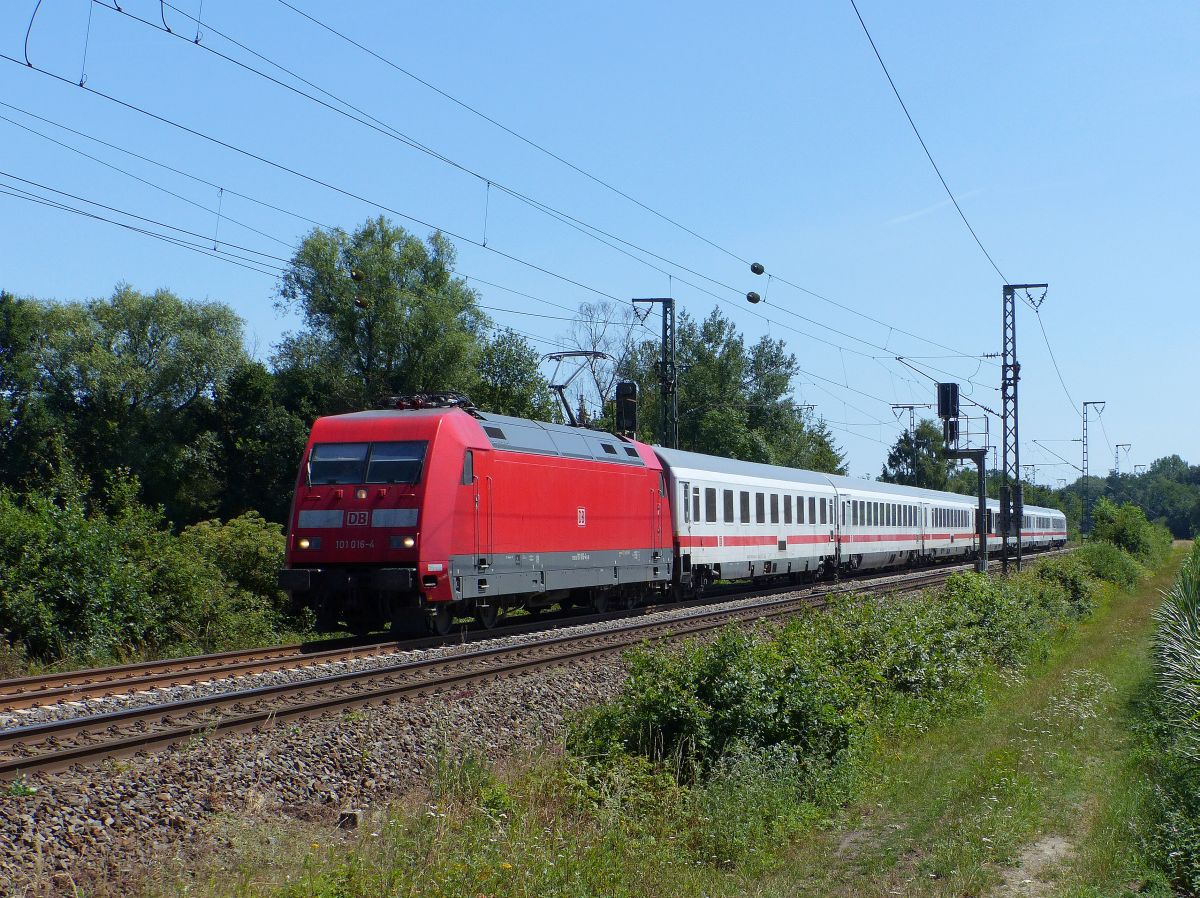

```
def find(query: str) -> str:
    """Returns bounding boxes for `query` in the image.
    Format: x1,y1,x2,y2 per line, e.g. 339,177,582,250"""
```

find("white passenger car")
654,447,1067,588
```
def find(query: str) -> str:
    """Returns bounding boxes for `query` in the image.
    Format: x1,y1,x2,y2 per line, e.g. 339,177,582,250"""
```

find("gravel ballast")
0,649,630,897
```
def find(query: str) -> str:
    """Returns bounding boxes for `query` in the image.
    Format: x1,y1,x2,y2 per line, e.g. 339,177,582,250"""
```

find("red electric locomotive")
279,397,672,635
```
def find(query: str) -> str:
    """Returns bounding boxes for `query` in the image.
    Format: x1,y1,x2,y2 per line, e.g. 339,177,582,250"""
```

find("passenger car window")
705,488,717,523
723,489,735,523
740,491,750,523
770,494,779,524
756,493,765,524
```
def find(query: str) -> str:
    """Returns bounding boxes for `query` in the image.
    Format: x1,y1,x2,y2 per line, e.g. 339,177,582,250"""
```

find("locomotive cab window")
308,442,369,485
308,441,428,485
366,441,428,484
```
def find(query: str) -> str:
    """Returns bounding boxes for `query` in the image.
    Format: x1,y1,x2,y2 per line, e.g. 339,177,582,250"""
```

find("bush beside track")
0,466,307,674
568,548,1110,782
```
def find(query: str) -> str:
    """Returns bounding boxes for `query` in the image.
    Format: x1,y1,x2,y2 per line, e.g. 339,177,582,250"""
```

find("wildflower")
500,862,513,870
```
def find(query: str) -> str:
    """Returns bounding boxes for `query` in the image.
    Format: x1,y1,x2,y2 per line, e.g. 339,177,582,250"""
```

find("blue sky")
1,0,1195,480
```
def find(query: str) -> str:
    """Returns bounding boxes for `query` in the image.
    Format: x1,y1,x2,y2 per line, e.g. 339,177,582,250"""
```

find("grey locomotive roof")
474,412,643,465
653,445,1062,517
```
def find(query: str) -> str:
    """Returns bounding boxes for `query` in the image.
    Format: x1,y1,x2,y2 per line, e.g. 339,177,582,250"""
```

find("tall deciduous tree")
880,418,952,489
277,217,486,405
615,306,845,473
0,290,50,485
472,329,555,420
1,285,246,519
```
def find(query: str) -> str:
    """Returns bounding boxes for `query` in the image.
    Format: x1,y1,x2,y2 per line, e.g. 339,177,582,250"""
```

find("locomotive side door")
470,452,492,572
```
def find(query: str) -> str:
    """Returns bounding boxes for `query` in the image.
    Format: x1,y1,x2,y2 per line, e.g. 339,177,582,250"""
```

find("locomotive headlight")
297,537,320,550
355,488,368,500
390,535,417,549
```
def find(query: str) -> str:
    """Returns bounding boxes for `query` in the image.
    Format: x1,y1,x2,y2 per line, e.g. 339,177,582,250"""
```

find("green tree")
619,307,844,473
471,329,555,419
210,361,311,523
0,290,54,485
2,285,246,521
880,418,952,489
277,217,486,405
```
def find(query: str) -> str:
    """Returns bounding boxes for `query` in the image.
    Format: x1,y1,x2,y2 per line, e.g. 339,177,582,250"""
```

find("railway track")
0,553,1017,713
0,588,784,713
0,564,969,781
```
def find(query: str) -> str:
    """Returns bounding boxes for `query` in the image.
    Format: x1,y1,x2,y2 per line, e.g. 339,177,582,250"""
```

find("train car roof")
653,445,1063,517
472,412,651,467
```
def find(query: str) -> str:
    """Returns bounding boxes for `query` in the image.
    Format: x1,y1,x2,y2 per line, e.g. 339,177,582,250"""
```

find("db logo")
346,511,369,527
577,507,586,527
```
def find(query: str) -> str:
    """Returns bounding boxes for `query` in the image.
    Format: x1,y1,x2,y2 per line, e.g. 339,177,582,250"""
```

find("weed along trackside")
119,513,1187,898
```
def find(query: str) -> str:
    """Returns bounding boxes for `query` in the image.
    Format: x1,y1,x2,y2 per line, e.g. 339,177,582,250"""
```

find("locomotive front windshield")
307,441,428,485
